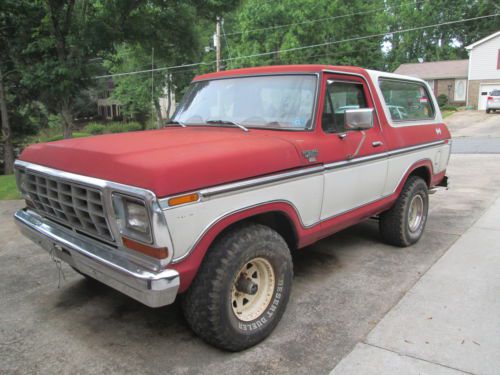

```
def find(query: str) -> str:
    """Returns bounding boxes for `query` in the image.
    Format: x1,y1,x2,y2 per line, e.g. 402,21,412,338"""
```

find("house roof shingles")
393,59,469,80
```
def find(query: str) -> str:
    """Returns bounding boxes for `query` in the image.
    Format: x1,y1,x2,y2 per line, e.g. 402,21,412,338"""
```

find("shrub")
441,105,458,111
107,121,142,133
437,94,448,107
46,132,90,142
83,123,106,135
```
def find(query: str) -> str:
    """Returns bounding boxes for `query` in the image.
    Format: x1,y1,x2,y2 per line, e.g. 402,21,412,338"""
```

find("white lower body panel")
164,142,451,262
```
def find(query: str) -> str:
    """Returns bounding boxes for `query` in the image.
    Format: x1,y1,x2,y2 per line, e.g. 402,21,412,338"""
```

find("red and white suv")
14,65,450,351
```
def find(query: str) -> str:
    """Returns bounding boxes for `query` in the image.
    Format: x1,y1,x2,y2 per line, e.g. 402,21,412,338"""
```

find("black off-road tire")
181,223,293,351
486,109,491,114
379,176,429,247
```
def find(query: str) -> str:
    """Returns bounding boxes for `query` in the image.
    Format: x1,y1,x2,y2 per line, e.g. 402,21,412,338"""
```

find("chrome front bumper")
14,209,180,308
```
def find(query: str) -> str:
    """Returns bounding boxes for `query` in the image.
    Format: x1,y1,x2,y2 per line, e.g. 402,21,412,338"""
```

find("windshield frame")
171,72,321,132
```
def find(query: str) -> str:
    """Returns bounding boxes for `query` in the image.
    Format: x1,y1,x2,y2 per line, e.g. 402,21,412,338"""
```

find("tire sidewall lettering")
235,271,287,332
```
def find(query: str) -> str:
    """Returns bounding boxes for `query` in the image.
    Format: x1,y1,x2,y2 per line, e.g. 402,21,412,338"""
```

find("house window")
454,79,466,102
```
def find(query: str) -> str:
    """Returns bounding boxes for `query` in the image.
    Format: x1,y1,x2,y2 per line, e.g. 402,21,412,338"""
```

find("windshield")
171,74,317,130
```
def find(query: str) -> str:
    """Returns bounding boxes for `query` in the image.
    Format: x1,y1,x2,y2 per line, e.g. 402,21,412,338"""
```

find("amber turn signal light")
122,237,168,259
168,193,199,207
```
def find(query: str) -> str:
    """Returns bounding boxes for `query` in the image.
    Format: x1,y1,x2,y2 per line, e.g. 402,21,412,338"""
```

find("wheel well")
215,211,298,251
409,166,431,187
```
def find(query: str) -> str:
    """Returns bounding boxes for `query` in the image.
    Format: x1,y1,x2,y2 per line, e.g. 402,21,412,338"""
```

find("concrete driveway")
446,110,500,138
446,111,500,154
2,117,500,374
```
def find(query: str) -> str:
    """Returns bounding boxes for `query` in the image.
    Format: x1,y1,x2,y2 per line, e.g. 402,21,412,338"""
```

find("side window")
379,79,435,122
322,81,367,133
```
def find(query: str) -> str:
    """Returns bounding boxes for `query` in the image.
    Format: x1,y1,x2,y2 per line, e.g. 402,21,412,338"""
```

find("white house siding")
468,35,500,81
466,32,500,108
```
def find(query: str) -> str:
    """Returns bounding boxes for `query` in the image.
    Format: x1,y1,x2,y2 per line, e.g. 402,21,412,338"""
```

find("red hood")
19,127,306,197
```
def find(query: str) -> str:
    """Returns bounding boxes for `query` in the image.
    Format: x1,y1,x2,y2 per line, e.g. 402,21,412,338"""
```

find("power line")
157,28,497,74
305,47,384,62
93,13,498,79
222,13,498,61
94,61,214,79
305,28,498,62
225,0,426,36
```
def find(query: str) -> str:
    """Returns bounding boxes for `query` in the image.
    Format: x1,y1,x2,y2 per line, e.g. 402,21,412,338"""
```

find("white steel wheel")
408,194,424,232
182,223,293,351
379,176,428,247
231,257,275,322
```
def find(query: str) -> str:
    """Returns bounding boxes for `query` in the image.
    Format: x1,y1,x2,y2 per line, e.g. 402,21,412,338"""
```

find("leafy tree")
222,0,386,70
104,0,240,126
221,0,498,72
384,0,499,70
20,1,127,139
6,0,240,145
0,0,44,174
2,0,497,175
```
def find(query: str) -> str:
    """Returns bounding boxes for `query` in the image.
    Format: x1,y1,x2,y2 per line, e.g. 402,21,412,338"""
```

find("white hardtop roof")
466,30,500,50
366,69,428,84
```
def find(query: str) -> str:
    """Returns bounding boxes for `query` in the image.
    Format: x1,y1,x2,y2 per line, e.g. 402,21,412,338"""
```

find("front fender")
169,201,304,293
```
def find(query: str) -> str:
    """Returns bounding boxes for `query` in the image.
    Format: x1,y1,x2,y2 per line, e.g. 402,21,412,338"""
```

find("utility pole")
151,47,156,127
216,16,221,72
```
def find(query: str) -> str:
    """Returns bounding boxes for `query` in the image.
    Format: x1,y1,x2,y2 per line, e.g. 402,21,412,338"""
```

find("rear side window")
379,79,435,122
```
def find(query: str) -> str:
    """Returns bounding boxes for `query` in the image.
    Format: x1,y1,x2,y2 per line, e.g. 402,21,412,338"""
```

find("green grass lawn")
442,110,456,118
0,175,21,200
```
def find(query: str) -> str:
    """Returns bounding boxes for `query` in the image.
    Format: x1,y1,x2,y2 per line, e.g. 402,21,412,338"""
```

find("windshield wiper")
165,119,187,128
205,119,248,132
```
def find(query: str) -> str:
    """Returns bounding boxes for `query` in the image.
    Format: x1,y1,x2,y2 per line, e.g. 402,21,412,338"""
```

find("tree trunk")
154,98,162,128
48,0,75,139
60,101,73,138
0,64,14,174
165,78,172,122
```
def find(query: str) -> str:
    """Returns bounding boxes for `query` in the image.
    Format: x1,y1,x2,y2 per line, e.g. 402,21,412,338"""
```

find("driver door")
319,74,388,221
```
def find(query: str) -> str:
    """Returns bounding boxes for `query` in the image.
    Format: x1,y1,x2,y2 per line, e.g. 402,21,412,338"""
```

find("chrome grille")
20,170,114,242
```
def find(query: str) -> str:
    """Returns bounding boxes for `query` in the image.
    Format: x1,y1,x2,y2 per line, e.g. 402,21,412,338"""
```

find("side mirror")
344,108,374,130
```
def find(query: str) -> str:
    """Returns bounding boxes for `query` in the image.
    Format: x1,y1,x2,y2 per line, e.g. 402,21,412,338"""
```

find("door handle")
372,141,383,147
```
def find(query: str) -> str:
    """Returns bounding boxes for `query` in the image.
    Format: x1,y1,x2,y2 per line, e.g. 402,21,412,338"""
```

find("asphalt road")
2,112,500,375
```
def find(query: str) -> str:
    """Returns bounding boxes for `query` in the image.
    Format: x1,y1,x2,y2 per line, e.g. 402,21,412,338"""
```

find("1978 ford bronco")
14,65,450,351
